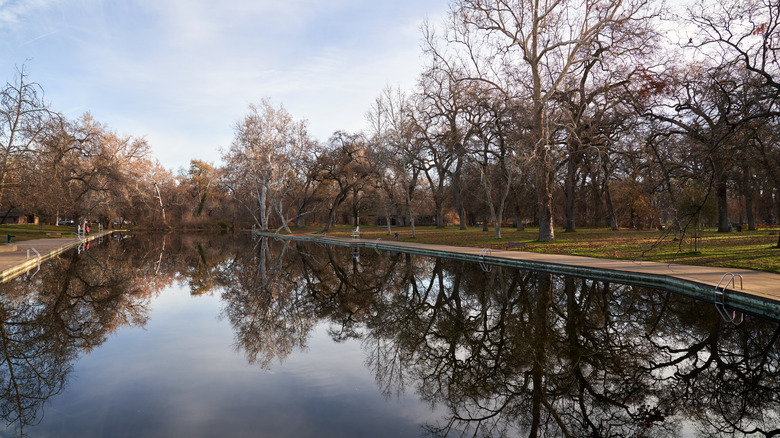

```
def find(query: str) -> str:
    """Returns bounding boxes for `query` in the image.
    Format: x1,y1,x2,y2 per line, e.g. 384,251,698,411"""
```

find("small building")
0,210,39,225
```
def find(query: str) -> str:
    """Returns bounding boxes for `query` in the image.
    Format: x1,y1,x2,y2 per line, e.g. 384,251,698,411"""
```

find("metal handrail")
716,272,743,291
26,247,41,267
25,247,41,279
714,273,744,325
479,248,492,272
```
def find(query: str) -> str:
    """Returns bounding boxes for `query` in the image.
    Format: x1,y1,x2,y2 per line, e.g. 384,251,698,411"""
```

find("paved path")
0,231,113,282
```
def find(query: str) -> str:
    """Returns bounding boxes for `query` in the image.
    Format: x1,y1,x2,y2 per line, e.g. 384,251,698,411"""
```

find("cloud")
1,0,451,169
0,0,54,25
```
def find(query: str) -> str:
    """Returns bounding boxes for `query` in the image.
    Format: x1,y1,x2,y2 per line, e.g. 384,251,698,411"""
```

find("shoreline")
0,230,115,283
4,230,778,321
260,232,780,321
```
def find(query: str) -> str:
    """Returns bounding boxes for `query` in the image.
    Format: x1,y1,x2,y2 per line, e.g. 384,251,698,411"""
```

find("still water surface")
0,233,778,437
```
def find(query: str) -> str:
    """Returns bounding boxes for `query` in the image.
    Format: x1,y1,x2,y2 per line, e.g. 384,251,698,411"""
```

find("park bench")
352,226,361,239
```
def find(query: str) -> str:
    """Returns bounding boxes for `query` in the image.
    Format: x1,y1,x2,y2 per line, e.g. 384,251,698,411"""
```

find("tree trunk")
515,213,524,231
273,199,293,234
323,206,338,233
716,171,730,233
776,197,780,248
259,183,268,231
537,167,555,241
564,152,577,232
604,183,618,231
385,212,392,235
480,167,503,238
153,182,168,229
435,197,444,228
453,160,467,230
533,87,554,241
351,186,360,226
745,193,756,231
322,189,348,233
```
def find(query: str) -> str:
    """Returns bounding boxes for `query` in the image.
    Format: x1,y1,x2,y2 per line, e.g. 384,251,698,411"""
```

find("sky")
0,0,451,171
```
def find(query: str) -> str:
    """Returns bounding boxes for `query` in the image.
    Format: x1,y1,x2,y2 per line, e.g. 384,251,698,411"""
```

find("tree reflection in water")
0,233,237,436
220,237,780,437
0,234,778,437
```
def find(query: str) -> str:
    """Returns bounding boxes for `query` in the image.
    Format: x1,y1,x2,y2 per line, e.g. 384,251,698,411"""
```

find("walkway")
0,231,113,283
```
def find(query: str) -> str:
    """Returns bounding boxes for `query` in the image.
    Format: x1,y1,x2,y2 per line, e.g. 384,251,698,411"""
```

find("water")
0,233,777,437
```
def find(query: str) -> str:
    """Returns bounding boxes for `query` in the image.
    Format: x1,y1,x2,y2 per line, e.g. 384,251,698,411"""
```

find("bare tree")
464,85,520,238
687,0,780,244
687,0,780,98
222,99,314,233
414,63,472,229
316,131,374,233
441,0,655,241
368,87,424,237
0,66,53,209
42,113,152,225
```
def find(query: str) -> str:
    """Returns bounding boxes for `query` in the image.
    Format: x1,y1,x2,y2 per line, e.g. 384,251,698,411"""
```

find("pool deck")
0,231,113,283
270,233,780,317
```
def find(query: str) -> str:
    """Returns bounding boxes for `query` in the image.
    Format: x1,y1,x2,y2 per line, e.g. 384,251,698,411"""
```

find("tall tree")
464,85,519,238
0,66,53,210
443,0,655,241
316,131,374,233
222,99,314,232
687,0,780,244
414,62,472,229
182,160,216,218
369,87,424,237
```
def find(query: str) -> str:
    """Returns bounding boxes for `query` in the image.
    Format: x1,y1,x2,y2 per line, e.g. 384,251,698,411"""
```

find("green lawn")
293,225,780,274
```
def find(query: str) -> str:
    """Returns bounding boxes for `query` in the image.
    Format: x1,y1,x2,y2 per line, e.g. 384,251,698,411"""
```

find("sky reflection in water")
16,275,435,437
0,234,778,437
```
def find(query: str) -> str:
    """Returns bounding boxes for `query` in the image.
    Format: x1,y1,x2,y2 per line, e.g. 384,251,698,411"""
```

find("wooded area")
2,0,779,246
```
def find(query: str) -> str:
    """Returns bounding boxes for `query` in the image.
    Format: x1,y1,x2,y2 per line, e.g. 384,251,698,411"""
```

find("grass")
290,224,780,274
0,224,80,242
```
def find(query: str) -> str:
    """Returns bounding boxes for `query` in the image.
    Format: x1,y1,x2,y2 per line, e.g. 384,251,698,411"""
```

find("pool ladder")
479,248,492,272
714,273,744,325
25,247,41,280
